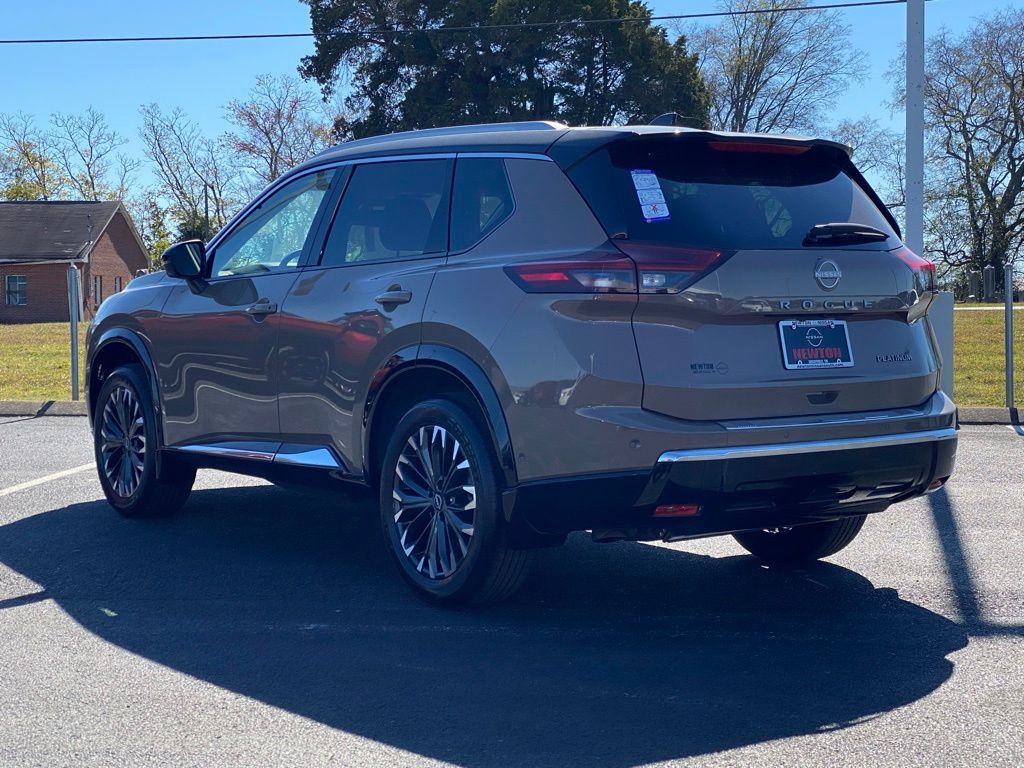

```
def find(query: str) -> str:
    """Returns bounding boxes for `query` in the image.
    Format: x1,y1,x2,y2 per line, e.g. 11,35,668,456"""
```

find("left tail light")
616,242,726,294
504,257,637,294
504,244,728,295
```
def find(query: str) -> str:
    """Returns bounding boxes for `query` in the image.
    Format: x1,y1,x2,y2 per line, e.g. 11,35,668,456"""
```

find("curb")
957,407,1019,425
1,401,1018,425
0,400,89,417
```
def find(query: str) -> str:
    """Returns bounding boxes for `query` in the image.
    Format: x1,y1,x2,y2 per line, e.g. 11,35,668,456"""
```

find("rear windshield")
568,138,897,251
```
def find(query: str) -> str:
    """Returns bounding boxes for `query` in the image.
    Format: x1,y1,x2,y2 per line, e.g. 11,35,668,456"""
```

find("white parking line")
0,463,94,498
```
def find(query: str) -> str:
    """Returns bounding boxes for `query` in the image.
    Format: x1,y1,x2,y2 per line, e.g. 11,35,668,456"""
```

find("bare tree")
0,112,66,200
223,74,335,192
686,0,864,134
49,107,138,200
916,9,1024,279
139,104,237,238
832,116,905,210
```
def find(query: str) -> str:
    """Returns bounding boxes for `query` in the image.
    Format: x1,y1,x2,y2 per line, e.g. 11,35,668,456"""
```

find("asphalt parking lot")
0,417,1021,767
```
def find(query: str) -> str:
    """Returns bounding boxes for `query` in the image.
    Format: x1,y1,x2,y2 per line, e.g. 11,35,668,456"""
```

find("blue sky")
0,0,1012,186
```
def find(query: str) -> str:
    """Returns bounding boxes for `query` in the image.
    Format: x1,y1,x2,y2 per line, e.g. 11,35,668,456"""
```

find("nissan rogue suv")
86,121,958,604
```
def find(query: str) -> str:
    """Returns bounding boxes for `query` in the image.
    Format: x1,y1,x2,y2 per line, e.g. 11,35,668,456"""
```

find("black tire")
733,515,867,563
379,399,531,606
93,364,195,519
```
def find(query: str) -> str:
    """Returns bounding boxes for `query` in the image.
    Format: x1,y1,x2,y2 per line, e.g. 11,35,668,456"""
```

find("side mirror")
162,240,205,279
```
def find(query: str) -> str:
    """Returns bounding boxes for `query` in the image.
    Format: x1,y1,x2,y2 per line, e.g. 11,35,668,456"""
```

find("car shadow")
0,484,967,767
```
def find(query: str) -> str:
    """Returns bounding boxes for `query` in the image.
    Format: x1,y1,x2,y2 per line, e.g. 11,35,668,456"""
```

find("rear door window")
569,138,897,251
450,158,514,252
320,159,452,266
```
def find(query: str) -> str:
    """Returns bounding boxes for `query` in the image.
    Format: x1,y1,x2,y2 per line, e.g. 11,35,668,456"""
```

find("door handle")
374,289,413,306
245,301,278,316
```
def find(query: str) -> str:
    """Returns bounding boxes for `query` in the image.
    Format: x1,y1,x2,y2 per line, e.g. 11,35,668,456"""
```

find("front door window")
210,169,337,277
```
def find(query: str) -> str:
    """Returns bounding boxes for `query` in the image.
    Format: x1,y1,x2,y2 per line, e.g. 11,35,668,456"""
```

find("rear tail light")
504,257,636,294
893,246,937,292
616,242,725,294
505,245,727,295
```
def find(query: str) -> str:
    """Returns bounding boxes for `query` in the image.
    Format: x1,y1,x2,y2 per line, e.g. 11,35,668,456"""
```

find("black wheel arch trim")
362,343,519,489
88,328,166,467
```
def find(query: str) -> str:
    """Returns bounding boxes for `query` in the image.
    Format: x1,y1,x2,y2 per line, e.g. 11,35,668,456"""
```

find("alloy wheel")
99,384,146,498
392,425,477,579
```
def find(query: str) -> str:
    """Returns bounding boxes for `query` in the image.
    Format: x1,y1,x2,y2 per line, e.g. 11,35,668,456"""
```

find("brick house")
0,201,149,323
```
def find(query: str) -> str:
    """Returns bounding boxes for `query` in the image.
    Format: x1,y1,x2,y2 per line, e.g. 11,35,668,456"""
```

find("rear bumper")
508,426,957,543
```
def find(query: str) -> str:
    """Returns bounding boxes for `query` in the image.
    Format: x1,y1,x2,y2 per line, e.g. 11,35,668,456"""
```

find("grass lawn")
0,316,1021,406
953,309,1024,407
0,322,89,401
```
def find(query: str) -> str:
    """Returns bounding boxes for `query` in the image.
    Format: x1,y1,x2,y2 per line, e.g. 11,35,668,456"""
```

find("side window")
211,169,337,278
5,275,26,306
450,158,514,252
320,159,450,267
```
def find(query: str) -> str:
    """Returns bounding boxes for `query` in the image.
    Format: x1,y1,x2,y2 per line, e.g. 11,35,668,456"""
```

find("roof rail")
329,121,567,152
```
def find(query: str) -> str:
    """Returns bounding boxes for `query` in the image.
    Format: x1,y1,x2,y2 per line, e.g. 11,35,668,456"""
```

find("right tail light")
893,246,937,292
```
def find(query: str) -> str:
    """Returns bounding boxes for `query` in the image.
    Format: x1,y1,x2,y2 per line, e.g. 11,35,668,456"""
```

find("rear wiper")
804,222,890,246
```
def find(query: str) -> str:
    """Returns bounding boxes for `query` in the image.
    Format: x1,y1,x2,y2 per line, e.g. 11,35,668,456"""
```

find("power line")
0,1,918,46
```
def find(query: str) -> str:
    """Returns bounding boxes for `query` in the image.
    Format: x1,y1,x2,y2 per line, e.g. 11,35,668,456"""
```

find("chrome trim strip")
272,445,343,469
720,391,954,431
455,152,553,161
657,428,958,463
172,443,279,462
346,152,457,164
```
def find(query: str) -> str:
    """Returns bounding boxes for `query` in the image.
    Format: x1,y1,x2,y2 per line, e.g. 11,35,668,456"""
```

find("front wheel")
94,364,195,518
379,399,531,606
733,515,867,563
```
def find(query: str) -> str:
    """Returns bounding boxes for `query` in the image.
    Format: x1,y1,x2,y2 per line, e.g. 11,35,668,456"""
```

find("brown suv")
86,121,957,604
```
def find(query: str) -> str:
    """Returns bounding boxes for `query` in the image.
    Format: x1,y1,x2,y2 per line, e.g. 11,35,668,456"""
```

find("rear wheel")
379,399,531,605
733,515,867,563
94,364,195,518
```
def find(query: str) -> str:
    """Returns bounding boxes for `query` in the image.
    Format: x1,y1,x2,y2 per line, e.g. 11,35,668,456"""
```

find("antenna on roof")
649,112,699,127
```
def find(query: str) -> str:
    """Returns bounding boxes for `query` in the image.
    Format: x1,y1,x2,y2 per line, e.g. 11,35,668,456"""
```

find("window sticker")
630,169,671,222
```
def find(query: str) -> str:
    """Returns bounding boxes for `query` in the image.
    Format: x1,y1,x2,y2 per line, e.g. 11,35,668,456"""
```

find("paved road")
0,417,1021,767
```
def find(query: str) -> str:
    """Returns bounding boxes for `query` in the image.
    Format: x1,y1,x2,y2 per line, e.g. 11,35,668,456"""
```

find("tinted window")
569,138,897,251
450,158,514,252
211,169,337,277
321,160,450,266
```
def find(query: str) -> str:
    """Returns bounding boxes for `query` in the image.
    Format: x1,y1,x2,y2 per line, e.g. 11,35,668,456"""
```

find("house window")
93,275,102,308
5,275,26,306
114,276,123,293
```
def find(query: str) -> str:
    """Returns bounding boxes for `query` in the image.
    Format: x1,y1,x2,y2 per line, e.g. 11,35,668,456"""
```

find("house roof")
0,201,122,263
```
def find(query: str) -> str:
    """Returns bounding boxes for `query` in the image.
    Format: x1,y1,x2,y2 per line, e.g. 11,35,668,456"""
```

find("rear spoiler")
548,125,851,168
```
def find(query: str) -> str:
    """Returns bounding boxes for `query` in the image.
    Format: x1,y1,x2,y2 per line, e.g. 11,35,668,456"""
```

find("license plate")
778,319,854,370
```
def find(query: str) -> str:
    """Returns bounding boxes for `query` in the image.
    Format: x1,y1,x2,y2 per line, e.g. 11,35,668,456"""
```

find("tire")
93,364,195,518
379,398,531,606
733,515,867,563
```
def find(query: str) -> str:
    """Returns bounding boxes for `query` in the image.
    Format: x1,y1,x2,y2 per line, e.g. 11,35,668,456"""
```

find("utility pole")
67,264,81,401
203,183,210,239
905,0,925,255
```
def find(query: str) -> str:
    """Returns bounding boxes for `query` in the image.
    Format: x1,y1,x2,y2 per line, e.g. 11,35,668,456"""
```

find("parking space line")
0,463,94,498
